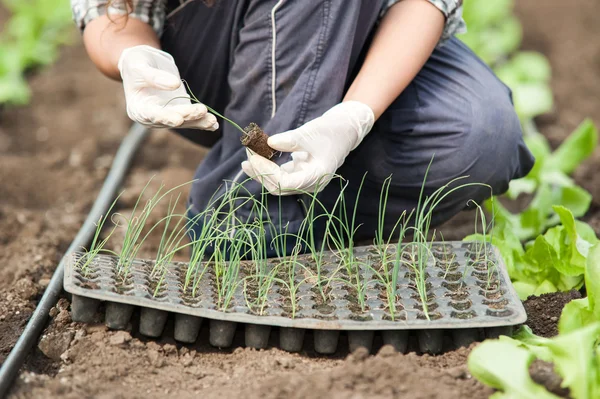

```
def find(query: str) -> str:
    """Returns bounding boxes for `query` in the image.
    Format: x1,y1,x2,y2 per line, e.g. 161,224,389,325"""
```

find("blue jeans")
162,0,534,256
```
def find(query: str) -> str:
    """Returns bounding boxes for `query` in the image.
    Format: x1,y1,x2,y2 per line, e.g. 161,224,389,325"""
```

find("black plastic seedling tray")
64,242,526,354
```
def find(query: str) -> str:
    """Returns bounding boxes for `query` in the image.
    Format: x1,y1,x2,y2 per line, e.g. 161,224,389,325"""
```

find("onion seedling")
212,230,252,310
294,176,347,301
467,200,498,290
407,157,490,319
77,193,123,276
149,198,206,297
115,178,196,278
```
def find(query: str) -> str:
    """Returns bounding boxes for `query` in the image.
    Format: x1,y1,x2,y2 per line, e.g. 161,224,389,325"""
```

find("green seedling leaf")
468,340,561,399
549,119,598,175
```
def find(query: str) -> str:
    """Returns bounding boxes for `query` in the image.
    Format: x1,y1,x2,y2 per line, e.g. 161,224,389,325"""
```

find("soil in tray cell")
485,308,513,318
479,289,506,301
243,279,272,315
113,274,134,295
382,312,407,321
434,257,460,269
343,292,374,322
471,269,499,280
146,275,168,299
469,261,497,273
439,270,462,282
476,279,500,291
417,311,443,320
413,301,439,312
451,310,477,319
311,287,337,319
178,269,208,306
73,269,101,290
449,299,472,311
483,298,509,309
446,289,470,301
73,279,100,290
430,243,454,252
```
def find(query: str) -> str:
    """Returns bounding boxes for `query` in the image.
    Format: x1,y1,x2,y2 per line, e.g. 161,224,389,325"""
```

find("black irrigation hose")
0,123,149,398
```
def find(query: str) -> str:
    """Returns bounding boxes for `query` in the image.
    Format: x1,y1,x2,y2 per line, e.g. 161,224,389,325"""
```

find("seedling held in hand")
166,81,277,160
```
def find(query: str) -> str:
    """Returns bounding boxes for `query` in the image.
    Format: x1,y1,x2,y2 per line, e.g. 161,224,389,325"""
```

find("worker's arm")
243,0,448,195
344,0,444,119
83,15,160,80
79,13,217,130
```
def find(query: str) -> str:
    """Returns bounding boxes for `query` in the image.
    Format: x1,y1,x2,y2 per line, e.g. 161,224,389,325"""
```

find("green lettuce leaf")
468,339,561,399
513,83,554,121
559,297,594,334
558,244,600,333
544,323,600,399
549,119,598,175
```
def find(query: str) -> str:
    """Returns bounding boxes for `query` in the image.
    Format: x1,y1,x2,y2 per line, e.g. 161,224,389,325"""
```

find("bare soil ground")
0,0,597,397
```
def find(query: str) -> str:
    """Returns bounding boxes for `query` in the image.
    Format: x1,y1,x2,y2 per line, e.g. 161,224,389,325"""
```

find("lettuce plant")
559,243,600,334
467,205,598,299
469,323,600,399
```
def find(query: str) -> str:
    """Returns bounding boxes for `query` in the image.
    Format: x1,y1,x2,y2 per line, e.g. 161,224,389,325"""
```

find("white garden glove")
117,45,218,130
242,101,375,195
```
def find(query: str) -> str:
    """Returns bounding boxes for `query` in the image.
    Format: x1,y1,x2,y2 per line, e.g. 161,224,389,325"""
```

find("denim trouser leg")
317,38,535,241
161,1,534,254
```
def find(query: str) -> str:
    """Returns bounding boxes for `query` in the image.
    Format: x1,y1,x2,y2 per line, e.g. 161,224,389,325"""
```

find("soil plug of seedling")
241,123,276,160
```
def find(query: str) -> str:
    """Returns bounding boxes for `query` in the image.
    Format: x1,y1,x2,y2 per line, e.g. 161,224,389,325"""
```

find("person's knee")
480,95,529,176
425,87,531,216
450,83,530,193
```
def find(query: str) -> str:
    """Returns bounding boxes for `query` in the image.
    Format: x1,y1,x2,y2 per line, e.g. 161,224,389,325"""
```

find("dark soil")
0,1,597,397
241,123,275,160
523,290,582,337
530,360,571,398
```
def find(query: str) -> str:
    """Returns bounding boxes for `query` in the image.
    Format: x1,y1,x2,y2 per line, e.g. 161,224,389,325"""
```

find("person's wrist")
117,45,172,74
339,100,375,144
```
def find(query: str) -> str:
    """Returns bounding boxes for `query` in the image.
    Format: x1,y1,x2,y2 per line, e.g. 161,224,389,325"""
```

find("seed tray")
63,242,526,354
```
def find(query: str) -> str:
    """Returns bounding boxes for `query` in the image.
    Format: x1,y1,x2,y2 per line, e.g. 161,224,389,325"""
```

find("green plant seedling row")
64,242,526,331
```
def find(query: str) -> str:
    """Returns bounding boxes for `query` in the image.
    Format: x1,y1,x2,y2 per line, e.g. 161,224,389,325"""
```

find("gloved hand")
241,101,375,195
118,45,218,130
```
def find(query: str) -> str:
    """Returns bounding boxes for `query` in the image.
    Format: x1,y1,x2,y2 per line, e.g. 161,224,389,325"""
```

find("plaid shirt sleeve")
70,0,166,35
381,0,466,45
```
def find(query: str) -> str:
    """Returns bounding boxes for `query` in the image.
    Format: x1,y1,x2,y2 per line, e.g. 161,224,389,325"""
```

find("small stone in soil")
109,331,132,346
147,349,165,368
349,347,370,362
38,331,75,361
377,345,397,358
241,123,276,160
163,343,178,356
